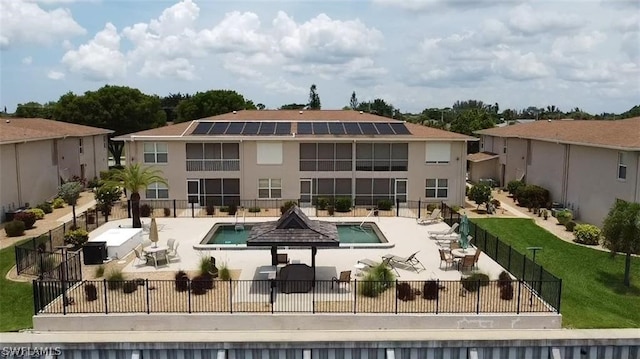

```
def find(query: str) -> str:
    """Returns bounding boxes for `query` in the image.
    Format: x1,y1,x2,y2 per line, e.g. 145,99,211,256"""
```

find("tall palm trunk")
131,192,142,228
72,205,77,229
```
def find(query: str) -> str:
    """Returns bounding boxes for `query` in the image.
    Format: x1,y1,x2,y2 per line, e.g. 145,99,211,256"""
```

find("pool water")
205,223,384,245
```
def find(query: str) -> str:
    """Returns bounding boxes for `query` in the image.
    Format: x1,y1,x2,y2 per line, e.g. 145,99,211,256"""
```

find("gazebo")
246,205,339,285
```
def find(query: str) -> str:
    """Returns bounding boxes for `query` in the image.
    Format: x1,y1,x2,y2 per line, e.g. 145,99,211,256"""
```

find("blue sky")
1,0,638,114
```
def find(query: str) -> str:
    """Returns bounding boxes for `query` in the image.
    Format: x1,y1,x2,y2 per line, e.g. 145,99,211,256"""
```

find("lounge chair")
429,223,459,239
331,270,352,290
357,257,399,276
382,251,426,273
417,208,442,225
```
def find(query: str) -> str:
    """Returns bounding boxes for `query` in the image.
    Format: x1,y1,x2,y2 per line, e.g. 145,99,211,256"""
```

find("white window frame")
425,143,451,164
143,142,168,164
618,152,627,180
79,138,83,154
146,182,169,199
425,178,448,199
257,142,283,165
258,178,282,199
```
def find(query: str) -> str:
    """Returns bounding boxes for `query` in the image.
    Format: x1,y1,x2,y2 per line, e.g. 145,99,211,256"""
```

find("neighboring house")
471,117,640,226
0,118,112,220
114,110,474,208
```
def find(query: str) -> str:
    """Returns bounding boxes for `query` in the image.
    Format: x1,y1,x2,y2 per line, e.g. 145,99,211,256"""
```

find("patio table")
143,245,169,268
451,248,477,258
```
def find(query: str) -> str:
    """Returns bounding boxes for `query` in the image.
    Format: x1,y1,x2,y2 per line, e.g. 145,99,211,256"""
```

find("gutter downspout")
15,143,22,206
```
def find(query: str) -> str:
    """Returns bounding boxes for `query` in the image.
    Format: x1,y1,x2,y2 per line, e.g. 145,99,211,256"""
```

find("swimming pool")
201,222,388,246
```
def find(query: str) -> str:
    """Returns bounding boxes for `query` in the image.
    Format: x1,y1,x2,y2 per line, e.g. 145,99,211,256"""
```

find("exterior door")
395,179,407,203
187,180,200,206
300,179,313,205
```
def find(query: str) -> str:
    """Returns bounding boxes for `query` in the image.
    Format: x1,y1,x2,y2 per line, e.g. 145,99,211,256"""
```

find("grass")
0,242,35,331
473,218,640,328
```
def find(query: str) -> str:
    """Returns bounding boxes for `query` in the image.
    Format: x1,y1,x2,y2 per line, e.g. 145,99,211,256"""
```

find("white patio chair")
417,208,442,225
428,223,459,239
167,238,176,251
167,242,180,262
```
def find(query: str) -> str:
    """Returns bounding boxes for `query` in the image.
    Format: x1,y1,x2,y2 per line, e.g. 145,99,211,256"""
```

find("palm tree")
602,199,640,287
109,164,168,228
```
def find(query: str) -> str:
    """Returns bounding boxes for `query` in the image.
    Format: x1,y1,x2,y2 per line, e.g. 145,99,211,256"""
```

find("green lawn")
0,243,34,331
473,218,640,328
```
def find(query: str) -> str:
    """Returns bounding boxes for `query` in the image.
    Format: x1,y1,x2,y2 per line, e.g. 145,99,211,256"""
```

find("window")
618,152,627,180
300,143,352,171
258,178,282,199
79,138,83,154
146,182,169,199
257,142,283,165
480,137,484,151
425,143,450,164
503,139,507,154
425,178,448,198
144,143,168,164
103,136,107,149
355,143,407,171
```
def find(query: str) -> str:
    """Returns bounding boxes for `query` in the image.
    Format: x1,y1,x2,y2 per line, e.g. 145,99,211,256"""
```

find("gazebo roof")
246,205,339,247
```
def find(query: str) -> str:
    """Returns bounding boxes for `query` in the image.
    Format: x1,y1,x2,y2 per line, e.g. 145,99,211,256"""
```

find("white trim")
618,152,627,180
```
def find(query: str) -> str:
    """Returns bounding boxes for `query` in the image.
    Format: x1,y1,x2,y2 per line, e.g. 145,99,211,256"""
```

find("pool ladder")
234,209,245,231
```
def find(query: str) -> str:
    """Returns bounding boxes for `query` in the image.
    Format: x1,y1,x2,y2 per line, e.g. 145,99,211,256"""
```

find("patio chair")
382,251,426,273
450,241,461,250
428,223,459,239
167,238,176,251
438,249,457,270
331,270,352,290
167,242,180,262
417,208,442,225
142,222,150,233
141,239,152,249
458,255,475,272
277,253,290,265
357,257,399,276
133,249,151,266
472,249,482,269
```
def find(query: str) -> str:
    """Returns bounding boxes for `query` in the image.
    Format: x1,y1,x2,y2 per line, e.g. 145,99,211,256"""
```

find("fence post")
173,200,177,218
62,222,66,235
85,211,89,231
103,279,109,314
62,279,67,315
146,279,150,314
32,280,39,315
522,253,527,280
394,279,398,314
417,199,421,220
229,279,233,314
188,279,192,313
353,279,357,314
516,280,522,314
507,245,512,273
396,198,400,217
435,280,439,314
191,202,195,218
556,279,562,313
494,237,499,259
127,200,131,218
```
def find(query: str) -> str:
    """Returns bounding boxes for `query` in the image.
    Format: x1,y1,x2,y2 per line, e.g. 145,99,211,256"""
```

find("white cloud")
373,0,523,12
551,31,606,55
198,11,272,54
263,77,306,94
508,4,583,35
22,56,33,65
139,58,196,80
492,47,551,80
61,23,126,80
47,70,65,80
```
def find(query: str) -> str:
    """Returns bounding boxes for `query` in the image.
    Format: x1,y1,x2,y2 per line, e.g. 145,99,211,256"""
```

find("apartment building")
473,117,640,225
0,118,112,219
114,110,474,208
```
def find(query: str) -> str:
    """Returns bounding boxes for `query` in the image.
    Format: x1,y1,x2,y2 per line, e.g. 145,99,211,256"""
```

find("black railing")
33,278,559,315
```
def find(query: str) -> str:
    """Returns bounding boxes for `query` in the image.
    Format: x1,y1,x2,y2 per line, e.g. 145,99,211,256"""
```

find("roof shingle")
0,118,113,144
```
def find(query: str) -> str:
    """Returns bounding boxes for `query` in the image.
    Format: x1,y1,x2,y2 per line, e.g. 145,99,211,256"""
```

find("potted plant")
64,229,89,251
542,209,548,220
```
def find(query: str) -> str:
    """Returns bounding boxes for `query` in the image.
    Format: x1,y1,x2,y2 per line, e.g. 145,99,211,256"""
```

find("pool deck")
90,216,505,282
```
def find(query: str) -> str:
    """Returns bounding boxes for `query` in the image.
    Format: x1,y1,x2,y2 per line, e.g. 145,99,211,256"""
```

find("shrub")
100,168,120,181
14,211,36,229
4,220,25,237
396,282,415,301
122,280,138,294
280,200,297,214
227,204,238,216
64,229,89,248
198,256,215,276
565,220,577,232
163,207,171,217
84,283,98,301
94,184,122,216
507,180,525,195
461,272,490,292
556,210,573,226
52,198,65,209
94,265,105,278
191,275,209,295
451,205,462,213
140,204,153,217
219,206,229,213
490,199,501,209
426,203,438,212
377,199,393,211
68,175,87,188
106,269,125,290
334,197,352,212
248,207,261,213
316,197,329,210
26,208,45,220
423,280,439,300
498,270,512,288
219,262,231,280
574,224,601,245
327,206,335,216
37,202,53,214
468,184,492,209
515,185,550,209
86,177,101,189
358,262,395,297
36,254,58,274
175,271,190,292
206,203,215,215
500,282,514,300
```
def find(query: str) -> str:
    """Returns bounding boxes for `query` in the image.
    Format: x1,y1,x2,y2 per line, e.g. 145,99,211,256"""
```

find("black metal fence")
441,203,562,313
33,278,558,315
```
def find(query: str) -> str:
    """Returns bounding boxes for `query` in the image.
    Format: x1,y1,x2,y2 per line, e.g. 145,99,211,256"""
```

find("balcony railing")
299,160,352,172
186,159,240,172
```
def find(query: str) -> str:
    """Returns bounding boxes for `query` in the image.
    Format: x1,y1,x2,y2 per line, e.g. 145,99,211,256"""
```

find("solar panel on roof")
242,122,260,135
359,122,379,135
225,122,245,135
389,122,411,134
312,122,329,135
297,122,312,135
192,122,212,135
209,122,229,135
344,122,362,135
258,122,276,135
275,122,291,135
374,123,394,135
328,122,345,135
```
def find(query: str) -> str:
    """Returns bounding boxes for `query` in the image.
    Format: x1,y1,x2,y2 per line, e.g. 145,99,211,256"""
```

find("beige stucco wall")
504,138,527,184
526,140,566,204
242,141,300,199
566,146,639,226
469,159,499,184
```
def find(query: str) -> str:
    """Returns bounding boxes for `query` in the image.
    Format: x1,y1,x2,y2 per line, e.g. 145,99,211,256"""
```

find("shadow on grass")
596,270,640,296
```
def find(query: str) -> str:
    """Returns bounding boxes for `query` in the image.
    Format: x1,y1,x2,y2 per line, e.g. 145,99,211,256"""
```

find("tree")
308,84,321,110
161,93,191,123
468,183,492,210
108,164,168,228
175,90,256,123
15,101,55,119
58,182,83,228
349,91,359,110
94,183,123,216
256,103,266,110
357,98,396,118
279,103,307,110
601,199,640,287
449,108,495,136
54,86,166,166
